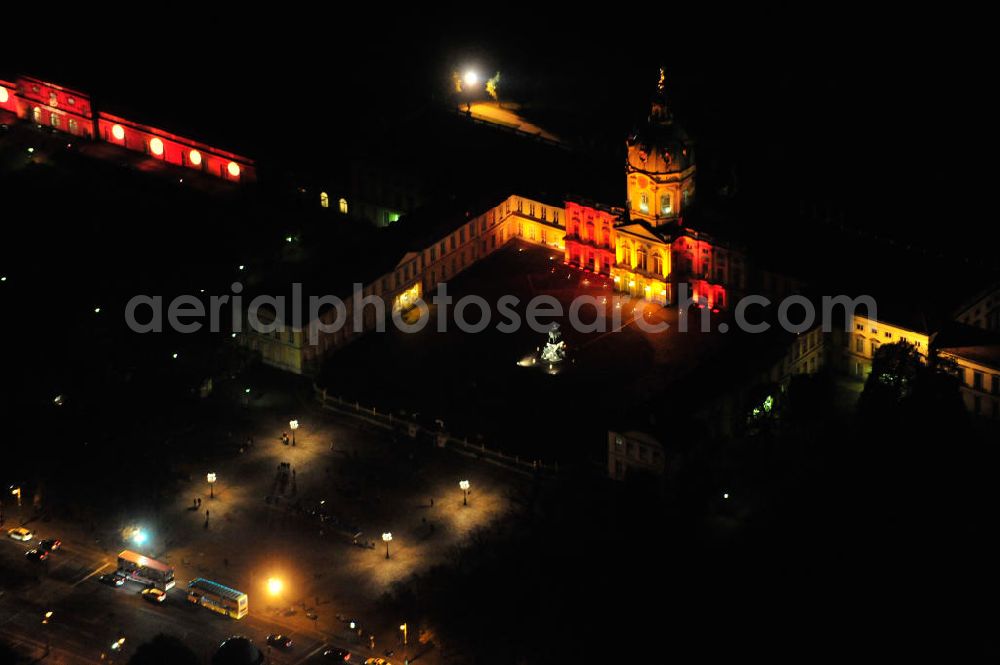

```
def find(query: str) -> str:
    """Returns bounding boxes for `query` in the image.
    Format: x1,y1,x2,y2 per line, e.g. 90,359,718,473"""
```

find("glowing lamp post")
267,577,284,597
132,528,148,547
289,420,299,446
207,472,217,499
382,532,393,559
459,480,471,506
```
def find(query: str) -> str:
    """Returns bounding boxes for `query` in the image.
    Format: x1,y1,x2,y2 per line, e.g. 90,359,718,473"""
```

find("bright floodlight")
133,529,148,545
267,577,283,595
463,70,478,87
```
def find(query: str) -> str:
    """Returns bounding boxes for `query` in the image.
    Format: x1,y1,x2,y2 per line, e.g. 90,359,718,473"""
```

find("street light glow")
463,70,478,87
267,577,283,595
132,528,148,546
459,480,470,491
289,419,299,430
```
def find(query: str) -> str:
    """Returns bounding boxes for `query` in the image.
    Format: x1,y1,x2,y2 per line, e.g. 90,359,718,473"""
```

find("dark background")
1,5,995,661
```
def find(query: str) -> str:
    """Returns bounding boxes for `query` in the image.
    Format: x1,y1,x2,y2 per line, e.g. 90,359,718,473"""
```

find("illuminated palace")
564,71,738,309
242,73,744,373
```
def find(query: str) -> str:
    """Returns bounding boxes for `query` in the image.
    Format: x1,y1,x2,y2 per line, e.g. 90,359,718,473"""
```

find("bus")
116,550,175,590
186,578,248,619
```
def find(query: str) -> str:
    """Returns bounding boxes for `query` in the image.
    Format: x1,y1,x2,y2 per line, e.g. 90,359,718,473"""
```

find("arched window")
639,192,649,213
660,194,672,215
637,247,648,271
338,198,348,214
320,192,330,208
620,241,631,266
585,221,595,241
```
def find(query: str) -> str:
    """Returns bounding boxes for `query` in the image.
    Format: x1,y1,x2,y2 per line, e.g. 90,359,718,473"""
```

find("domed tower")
626,68,695,227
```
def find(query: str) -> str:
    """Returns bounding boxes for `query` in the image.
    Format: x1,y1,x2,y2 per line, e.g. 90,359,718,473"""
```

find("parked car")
323,647,352,660
100,573,126,587
7,528,33,542
39,538,62,552
141,588,166,603
266,634,293,649
25,548,49,562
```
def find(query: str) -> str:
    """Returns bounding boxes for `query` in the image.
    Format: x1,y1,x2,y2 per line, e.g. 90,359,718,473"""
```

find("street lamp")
399,622,408,646
207,472,217,499
459,480,470,506
463,70,478,87
267,577,284,597
289,420,299,446
132,528,148,546
382,532,393,559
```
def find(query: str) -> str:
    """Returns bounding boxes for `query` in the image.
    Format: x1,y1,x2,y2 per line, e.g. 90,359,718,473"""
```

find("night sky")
6,7,990,245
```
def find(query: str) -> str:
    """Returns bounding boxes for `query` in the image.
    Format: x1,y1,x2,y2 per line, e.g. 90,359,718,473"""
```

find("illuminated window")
32,106,42,123
50,113,60,128
227,161,241,177
338,198,348,214
639,192,649,213
0,87,8,103
111,124,125,141
149,137,164,156
68,118,78,134
67,96,76,106
48,92,58,107
660,194,672,215
189,150,202,167
320,192,329,208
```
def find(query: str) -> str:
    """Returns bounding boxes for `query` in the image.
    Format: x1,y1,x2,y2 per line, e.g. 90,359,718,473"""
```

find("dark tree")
127,634,201,665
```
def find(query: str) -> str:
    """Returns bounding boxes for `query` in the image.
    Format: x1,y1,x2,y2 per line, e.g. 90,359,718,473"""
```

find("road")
0,527,355,664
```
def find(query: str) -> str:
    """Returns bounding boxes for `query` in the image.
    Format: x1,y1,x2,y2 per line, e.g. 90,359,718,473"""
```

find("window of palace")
32,106,42,123
50,113,60,128
660,194,672,215
637,248,647,270
320,192,329,208
68,118,78,134
639,192,649,213
653,254,663,274
338,198,348,214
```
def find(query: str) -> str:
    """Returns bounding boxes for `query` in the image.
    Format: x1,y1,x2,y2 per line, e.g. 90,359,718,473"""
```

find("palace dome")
626,69,694,176
626,119,694,176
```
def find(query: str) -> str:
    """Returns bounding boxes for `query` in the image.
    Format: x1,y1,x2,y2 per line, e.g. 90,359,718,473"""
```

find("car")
25,548,49,562
363,659,392,665
266,634,293,649
7,528,33,542
99,573,126,587
141,588,166,603
39,538,62,552
323,647,352,660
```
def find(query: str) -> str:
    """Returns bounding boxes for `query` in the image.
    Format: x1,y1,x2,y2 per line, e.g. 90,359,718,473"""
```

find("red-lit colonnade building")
0,74,254,182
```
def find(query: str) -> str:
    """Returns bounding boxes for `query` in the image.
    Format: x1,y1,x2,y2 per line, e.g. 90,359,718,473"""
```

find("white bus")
116,550,175,590
186,578,248,619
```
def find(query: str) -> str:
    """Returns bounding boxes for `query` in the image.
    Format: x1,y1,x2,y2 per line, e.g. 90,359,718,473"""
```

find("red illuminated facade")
1,74,254,183
564,201,619,275
13,76,94,138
